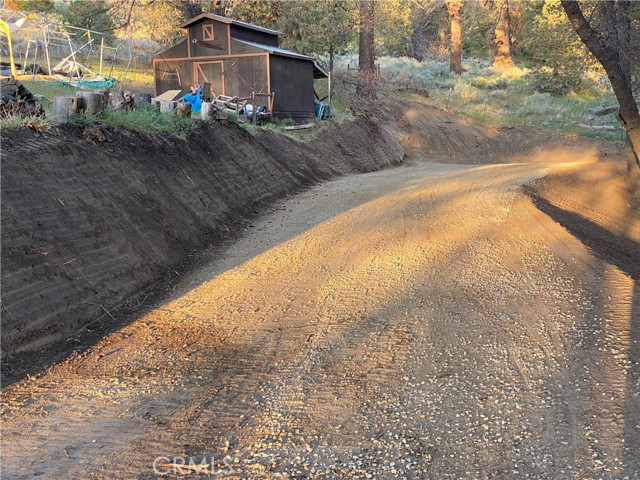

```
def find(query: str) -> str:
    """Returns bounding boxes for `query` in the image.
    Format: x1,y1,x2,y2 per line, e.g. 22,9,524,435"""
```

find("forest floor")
2,101,640,479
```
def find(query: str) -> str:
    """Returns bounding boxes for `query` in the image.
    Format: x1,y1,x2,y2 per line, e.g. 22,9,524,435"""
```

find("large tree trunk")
446,0,463,75
357,0,376,98
561,0,640,174
625,131,640,175
493,0,514,68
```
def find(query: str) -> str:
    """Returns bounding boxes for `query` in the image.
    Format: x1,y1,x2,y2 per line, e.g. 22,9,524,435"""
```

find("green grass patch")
70,103,196,139
0,112,55,132
18,80,79,102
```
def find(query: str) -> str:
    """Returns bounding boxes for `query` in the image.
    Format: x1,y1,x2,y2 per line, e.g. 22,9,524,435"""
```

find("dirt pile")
396,99,623,164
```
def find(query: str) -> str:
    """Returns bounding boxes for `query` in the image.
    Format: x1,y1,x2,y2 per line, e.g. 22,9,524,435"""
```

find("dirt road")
2,159,639,479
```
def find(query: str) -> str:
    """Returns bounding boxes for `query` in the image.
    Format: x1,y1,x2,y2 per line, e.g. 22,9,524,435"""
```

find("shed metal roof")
234,39,329,78
234,39,312,60
178,13,284,36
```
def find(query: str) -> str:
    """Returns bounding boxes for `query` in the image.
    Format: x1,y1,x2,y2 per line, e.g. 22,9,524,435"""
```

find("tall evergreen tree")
357,0,376,98
445,0,463,75
492,0,514,67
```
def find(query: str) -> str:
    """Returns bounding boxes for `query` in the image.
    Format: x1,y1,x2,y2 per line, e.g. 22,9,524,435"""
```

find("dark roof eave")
271,52,314,61
313,62,329,79
233,39,316,61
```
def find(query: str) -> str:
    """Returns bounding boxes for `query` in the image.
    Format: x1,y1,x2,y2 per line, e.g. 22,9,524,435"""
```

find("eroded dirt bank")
1,99,625,369
1,107,404,362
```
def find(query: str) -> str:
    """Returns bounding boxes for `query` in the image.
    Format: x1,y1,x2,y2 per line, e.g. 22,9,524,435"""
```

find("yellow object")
0,19,19,78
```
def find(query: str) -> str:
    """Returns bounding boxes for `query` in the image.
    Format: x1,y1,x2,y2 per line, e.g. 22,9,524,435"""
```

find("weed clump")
70,103,195,139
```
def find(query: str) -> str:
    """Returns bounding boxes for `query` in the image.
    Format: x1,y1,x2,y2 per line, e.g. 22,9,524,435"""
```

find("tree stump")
201,101,216,120
136,93,152,104
94,88,110,105
75,91,104,115
160,100,177,114
52,96,79,122
108,93,125,111
177,102,191,118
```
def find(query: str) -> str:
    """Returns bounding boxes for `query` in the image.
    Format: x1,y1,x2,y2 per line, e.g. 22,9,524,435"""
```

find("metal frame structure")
0,9,132,90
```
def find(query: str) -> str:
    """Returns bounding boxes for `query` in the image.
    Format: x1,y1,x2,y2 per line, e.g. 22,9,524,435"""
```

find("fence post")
99,37,104,75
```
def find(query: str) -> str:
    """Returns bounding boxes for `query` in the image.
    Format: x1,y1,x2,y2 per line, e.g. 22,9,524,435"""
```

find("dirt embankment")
526,162,640,280
1,108,404,361
0,98,626,370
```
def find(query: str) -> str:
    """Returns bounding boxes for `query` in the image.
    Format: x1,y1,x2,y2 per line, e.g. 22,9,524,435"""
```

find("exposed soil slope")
0,97,627,378
1,108,403,361
2,97,639,479
527,162,640,279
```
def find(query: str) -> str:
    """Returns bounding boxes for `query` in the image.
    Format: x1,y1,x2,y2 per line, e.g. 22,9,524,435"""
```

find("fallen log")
284,123,314,131
576,123,617,131
587,105,619,117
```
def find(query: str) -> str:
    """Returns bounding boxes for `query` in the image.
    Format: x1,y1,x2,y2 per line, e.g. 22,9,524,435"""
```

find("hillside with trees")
4,0,637,170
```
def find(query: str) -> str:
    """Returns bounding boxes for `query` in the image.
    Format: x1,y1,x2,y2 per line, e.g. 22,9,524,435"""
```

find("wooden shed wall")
188,20,230,57
222,56,268,100
155,40,188,59
230,25,279,47
154,59,193,97
269,55,315,120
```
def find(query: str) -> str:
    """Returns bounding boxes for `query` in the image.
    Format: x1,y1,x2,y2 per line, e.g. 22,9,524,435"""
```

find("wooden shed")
152,13,328,121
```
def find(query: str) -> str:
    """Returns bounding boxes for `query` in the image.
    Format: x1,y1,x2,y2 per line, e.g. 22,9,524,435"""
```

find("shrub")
499,66,530,81
487,89,509,101
452,78,481,103
531,67,582,96
470,76,509,90
0,112,53,132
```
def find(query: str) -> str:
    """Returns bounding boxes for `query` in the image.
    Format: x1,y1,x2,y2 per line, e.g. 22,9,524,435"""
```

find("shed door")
194,61,225,96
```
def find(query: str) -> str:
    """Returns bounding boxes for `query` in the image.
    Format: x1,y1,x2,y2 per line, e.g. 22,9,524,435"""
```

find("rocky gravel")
2,161,639,479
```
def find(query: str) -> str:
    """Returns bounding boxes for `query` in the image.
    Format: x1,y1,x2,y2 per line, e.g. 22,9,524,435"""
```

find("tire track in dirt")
2,162,563,479
3,100,637,478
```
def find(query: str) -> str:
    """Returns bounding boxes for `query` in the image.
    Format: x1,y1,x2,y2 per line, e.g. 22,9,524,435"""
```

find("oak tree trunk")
357,0,376,98
446,0,463,75
561,0,640,174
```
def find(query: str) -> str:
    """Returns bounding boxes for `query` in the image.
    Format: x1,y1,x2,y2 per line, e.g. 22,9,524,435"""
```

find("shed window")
202,24,214,41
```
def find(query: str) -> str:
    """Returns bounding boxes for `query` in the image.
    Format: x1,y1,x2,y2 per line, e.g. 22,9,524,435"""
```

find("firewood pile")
0,77,45,119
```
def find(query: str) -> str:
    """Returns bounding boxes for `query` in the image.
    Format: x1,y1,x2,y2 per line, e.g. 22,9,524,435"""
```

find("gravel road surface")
2,160,639,479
